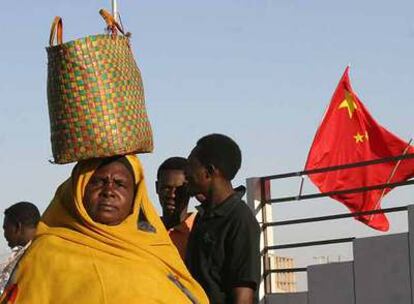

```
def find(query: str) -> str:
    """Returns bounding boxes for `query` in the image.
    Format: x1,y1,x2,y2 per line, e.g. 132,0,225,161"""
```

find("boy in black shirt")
185,134,260,304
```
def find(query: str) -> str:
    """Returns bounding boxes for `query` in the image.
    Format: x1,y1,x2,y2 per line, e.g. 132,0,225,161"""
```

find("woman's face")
84,160,135,225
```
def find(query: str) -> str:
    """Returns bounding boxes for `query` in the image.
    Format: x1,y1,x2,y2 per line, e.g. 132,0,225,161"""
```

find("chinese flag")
305,67,414,231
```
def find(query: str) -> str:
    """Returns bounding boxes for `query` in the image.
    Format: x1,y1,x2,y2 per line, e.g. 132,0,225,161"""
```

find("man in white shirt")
0,202,40,294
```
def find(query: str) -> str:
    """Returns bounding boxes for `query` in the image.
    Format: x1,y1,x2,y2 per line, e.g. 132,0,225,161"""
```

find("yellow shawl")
2,155,208,304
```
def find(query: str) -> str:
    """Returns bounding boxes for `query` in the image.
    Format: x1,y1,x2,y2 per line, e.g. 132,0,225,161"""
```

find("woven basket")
46,10,153,164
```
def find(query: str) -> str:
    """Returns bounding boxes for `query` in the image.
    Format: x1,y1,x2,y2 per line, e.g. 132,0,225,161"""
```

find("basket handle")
49,16,63,46
99,9,125,36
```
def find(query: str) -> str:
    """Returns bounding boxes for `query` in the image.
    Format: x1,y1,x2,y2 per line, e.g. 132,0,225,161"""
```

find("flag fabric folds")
305,67,414,231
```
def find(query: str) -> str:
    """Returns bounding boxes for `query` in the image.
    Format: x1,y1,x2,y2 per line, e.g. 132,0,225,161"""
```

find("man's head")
156,157,190,226
187,134,241,199
3,202,41,248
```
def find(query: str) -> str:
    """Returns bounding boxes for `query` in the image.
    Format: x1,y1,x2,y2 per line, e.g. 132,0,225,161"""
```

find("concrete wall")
265,292,308,304
354,233,411,304
308,261,355,304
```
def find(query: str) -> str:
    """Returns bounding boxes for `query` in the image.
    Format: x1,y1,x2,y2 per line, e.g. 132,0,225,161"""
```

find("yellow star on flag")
338,90,358,119
354,132,365,143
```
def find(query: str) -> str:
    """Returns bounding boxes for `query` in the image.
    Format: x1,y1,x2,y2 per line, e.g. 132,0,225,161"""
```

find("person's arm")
232,286,254,304
227,207,261,304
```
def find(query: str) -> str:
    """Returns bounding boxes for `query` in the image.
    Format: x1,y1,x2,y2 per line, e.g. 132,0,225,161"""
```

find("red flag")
305,67,414,231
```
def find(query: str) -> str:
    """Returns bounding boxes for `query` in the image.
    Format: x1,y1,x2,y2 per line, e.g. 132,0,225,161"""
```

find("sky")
0,0,413,290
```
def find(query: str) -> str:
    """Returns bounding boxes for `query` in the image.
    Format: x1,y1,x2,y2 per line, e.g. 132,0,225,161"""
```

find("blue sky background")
0,0,413,289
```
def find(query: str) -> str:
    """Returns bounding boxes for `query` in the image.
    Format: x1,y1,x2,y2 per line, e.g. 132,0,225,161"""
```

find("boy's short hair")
194,134,241,181
157,157,188,180
4,201,41,228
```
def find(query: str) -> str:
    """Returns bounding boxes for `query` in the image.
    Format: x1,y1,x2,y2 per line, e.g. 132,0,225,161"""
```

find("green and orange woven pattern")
46,11,153,164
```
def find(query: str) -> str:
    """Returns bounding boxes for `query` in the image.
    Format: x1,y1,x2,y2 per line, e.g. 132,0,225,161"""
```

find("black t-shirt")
185,189,260,304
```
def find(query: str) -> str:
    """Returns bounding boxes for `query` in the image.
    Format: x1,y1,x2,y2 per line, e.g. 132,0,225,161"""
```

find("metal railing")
256,153,414,295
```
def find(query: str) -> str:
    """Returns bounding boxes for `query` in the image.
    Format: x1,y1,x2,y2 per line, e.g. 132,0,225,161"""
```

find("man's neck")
207,180,235,208
17,230,35,248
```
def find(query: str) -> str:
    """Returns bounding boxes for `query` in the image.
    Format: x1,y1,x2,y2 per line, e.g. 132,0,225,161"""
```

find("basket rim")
46,33,129,51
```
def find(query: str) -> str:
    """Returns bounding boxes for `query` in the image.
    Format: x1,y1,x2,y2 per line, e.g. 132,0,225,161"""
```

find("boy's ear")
14,222,22,234
206,164,218,176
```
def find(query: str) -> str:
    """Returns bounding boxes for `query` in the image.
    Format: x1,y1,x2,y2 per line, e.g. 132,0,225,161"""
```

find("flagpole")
296,177,304,201
370,138,413,220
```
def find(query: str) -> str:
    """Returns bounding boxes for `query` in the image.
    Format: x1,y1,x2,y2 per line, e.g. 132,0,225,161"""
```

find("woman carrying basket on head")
0,10,208,304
